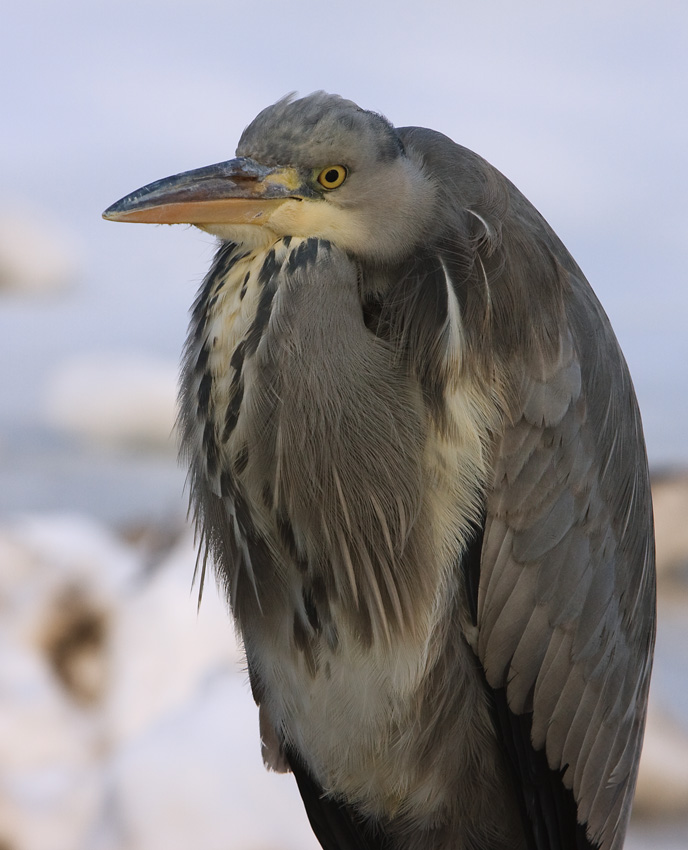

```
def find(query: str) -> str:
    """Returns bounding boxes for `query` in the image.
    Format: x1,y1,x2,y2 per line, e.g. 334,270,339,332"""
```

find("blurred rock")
635,702,688,818
652,472,688,582
0,513,138,668
0,515,138,850
45,354,178,451
0,207,81,295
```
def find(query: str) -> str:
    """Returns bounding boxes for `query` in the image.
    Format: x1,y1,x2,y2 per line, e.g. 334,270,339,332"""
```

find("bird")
103,92,655,850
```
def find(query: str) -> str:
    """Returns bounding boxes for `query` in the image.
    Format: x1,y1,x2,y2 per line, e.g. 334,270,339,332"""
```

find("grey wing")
477,272,656,850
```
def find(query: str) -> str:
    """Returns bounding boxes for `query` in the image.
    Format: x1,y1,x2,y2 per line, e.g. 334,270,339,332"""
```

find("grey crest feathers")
237,91,404,166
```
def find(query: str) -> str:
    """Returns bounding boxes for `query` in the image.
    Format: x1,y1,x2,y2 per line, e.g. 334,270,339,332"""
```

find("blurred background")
1,1,687,848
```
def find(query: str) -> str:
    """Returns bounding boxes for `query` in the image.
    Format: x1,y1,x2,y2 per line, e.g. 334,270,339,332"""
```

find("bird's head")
103,92,435,262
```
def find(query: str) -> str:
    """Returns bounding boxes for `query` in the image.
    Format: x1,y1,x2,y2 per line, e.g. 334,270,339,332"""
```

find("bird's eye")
317,165,347,190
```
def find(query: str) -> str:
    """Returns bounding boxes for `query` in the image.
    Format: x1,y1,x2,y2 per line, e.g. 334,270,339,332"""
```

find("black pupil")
324,169,340,184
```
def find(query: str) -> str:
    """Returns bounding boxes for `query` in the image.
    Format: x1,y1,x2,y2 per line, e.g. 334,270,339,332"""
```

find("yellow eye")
317,165,347,190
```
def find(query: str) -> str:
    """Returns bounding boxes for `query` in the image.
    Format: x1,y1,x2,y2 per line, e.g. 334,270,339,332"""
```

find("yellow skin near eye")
317,166,347,190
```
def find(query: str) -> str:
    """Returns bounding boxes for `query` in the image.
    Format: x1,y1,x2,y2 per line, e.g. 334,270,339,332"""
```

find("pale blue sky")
1,0,686,466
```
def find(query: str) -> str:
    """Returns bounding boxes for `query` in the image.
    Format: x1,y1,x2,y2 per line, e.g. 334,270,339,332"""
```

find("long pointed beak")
102,157,306,225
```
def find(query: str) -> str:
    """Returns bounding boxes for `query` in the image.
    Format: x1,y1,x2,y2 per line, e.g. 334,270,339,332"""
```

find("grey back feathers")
176,93,654,850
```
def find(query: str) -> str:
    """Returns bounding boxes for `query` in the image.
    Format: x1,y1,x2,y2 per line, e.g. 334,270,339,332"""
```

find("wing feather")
477,266,655,850
507,604,551,713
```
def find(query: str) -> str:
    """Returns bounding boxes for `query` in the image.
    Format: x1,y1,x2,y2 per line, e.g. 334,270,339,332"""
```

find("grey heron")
103,92,655,850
